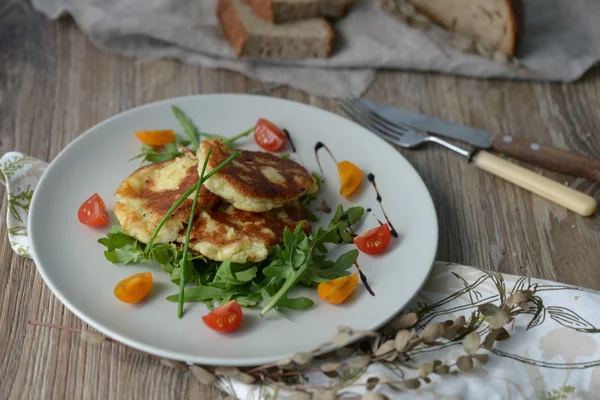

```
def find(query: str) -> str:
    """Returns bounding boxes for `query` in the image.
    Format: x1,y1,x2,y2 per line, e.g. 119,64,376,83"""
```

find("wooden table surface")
2,3,600,399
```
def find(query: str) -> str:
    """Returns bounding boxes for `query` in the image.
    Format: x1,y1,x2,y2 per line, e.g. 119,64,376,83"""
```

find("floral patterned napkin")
3,152,600,399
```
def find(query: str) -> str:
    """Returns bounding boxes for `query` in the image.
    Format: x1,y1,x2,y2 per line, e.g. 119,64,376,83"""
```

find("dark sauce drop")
355,262,375,297
314,141,338,175
367,173,399,238
340,212,355,234
366,208,372,213
283,129,297,153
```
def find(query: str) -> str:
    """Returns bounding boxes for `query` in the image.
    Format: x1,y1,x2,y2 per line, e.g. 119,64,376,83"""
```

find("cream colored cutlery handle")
473,151,597,216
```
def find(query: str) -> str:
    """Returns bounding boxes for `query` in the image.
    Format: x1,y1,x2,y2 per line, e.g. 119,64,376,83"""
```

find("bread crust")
324,19,335,57
218,0,249,57
339,0,356,18
218,0,335,59
508,0,525,55
243,0,274,22
244,0,354,23
408,0,522,56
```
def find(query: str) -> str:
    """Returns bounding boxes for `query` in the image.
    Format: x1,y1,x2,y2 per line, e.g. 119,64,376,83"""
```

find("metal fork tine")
340,100,408,147
352,98,413,137
345,102,408,142
347,100,411,143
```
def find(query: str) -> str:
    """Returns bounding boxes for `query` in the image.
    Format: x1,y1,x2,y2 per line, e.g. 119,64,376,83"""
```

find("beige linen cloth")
30,0,600,97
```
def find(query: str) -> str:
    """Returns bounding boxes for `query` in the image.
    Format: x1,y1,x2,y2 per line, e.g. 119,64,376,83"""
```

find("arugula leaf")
303,250,358,283
259,206,364,316
260,289,314,311
172,105,253,151
171,105,201,151
130,135,190,164
166,284,246,302
299,171,323,221
222,127,254,148
312,171,322,188
213,256,258,286
146,242,180,274
98,227,144,265
166,283,263,308
171,264,200,286
326,205,364,244
98,205,364,317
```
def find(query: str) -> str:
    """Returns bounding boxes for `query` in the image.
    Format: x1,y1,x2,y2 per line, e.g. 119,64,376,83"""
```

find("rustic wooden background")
2,1,600,399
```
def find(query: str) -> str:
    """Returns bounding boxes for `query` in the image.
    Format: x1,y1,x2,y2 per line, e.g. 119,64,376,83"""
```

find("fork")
340,98,597,217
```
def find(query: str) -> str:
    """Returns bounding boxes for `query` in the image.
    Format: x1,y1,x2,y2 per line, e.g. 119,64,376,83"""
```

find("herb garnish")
259,205,363,316
131,107,253,164
100,205,364,316
101,107,367,318
177,146,212,318
171,105,201,151
171,105,253,150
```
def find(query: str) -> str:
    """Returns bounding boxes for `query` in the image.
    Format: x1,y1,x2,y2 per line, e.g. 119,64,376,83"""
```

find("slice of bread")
406,0,524,56
218,0,335,59
243,0,355,23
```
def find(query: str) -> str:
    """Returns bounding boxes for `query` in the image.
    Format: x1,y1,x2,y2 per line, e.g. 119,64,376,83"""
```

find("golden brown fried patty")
183,203,309,263
114,152,218,243
114,152,309,262
197,139,319,212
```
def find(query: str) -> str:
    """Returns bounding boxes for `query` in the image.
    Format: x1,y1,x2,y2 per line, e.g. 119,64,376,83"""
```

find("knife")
361,99,600,183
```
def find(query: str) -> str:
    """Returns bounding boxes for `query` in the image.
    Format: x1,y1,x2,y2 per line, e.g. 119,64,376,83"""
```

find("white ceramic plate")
29,94,437,366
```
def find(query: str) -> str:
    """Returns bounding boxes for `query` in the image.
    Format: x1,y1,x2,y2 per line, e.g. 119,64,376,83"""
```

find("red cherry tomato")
202,300,243,333
353,225,391,255
254,118,287,152
78,193,109,227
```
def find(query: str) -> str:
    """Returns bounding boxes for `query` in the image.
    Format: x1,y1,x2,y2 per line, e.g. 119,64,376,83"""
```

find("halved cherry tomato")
254,118,286,152
337,161,363,198
353,224,391,255
78,193,110,227
135,130,176,146
318,273,359,305
114,272,153,304
202,300,243,333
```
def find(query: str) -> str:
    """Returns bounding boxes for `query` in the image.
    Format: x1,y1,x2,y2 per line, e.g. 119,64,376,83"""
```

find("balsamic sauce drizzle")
314,141,338,175
366,208,372,213
355,262,375,297
367,173,399,238
283,129,296,152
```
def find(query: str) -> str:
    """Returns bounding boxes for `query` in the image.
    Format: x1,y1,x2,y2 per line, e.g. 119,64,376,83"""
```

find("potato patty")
197,139,319,212
114,152,309,262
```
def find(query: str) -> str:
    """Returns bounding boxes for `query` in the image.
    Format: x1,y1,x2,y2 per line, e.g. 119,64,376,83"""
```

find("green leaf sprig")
171,105,253,151
177,146,212,318
131,107,253,164
145,150,241,250
171,105,201,151
259,205,364,317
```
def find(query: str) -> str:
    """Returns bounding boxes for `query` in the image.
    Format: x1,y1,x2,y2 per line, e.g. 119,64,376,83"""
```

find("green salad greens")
131,105,252,164
99,205,363,317
100,106,364,318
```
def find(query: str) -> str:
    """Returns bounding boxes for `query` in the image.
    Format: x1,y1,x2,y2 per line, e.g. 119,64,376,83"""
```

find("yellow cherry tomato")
114,272,153,304
318,273,359,304
337,161,363,198
135,130,176,146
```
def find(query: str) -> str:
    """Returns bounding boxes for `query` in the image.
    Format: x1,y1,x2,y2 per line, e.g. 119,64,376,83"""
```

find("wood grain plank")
1,3,600,399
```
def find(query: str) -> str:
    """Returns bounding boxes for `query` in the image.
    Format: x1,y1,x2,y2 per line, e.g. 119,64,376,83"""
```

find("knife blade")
360,98,600,183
